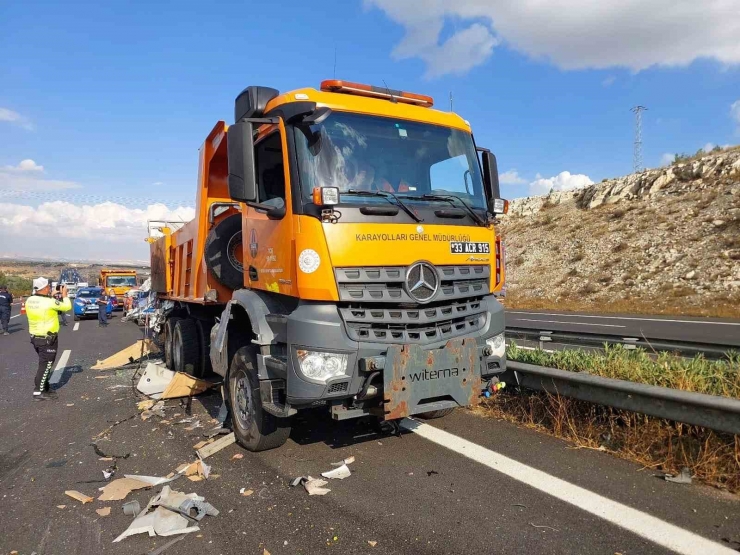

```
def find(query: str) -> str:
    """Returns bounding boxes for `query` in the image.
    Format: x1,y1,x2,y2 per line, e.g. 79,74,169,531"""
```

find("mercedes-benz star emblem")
405,262,439,303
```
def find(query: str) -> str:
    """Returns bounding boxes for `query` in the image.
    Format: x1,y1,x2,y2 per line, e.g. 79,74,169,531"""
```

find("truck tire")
227,346,290,452
164,317,182,369
173,319,200,376
205,214,244,290
418,408,455,419
195,319,212,378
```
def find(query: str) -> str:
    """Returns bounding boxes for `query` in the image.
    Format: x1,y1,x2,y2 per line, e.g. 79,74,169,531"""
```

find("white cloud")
366,0,740,77
0,107,34,131
3,159,44,172
529,171,593,196
499,169,527,185
152,181,164,186
661,153,675,166
732,100,740,132
0,201,194,245
601,75,616,87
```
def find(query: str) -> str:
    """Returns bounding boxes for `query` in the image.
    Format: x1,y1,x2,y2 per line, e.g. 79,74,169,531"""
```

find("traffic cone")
20,301,26,315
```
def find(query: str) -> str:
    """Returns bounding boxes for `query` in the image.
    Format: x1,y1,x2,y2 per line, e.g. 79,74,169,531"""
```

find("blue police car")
73,287,113,321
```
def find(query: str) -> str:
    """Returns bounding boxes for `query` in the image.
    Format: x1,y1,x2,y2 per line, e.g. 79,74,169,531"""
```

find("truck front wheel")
227,346,290,452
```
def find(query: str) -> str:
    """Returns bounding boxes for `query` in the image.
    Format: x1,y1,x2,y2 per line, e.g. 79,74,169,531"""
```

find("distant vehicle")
99,269,137,305
73,287,113,321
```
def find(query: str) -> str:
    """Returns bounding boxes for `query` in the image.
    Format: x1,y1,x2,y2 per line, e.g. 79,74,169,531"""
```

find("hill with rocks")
499,146,740,318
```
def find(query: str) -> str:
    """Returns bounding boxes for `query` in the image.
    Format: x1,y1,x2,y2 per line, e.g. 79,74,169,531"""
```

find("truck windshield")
294,112,487,210
106,276,136,287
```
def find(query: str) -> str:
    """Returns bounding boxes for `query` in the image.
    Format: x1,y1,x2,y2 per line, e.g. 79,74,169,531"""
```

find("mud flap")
381,338,482,420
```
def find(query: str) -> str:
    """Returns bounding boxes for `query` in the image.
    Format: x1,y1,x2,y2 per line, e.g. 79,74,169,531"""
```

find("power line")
631,105,647,173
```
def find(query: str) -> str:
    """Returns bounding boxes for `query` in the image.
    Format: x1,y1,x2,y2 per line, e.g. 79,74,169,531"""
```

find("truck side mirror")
480,150,501,201
227,122,258,203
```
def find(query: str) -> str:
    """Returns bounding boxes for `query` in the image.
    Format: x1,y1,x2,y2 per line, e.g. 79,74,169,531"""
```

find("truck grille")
335,265,490,304
336,264,490,345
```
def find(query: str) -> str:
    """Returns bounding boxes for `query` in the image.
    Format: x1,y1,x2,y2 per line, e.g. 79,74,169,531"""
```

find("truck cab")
151,80,509,451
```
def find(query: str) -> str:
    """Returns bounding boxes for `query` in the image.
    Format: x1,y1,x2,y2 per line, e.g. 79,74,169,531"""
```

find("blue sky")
1,0,739,260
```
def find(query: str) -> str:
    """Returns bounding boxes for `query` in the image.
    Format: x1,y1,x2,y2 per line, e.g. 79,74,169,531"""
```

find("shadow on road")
51,365,83,390
290,410,397,449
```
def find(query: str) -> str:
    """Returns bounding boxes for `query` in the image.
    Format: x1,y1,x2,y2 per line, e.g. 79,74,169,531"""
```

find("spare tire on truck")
205,213,244,290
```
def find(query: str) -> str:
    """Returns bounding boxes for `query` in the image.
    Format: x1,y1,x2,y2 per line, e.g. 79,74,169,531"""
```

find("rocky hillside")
499,146,740,318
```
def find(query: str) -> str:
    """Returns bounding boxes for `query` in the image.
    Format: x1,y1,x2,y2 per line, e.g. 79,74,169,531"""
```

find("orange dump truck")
150,80,508,451
99,269,137,297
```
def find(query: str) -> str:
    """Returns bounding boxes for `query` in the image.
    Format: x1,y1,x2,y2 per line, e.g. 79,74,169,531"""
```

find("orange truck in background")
150,80,509,452
99,269,138,298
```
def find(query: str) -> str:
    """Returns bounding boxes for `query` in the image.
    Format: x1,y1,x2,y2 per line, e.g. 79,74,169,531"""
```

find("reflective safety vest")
26,294,71,336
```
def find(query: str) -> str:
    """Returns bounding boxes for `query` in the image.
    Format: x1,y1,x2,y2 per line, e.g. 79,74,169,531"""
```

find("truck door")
245,126,295,296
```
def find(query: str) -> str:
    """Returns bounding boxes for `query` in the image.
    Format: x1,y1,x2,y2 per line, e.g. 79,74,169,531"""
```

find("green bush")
0,272,33,297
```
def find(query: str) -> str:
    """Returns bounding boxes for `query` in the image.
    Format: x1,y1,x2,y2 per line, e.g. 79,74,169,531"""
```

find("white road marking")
401,420,734,555
514,318,625,329
49,350,71,385
73,322,80,331
508,311,740,326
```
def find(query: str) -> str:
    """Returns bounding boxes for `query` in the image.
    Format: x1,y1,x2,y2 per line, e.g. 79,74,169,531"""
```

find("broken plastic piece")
665,467,692,484
330,456,355,466
321,464,351,480
123,500,142,517
172,498,219,521
304,477,331,496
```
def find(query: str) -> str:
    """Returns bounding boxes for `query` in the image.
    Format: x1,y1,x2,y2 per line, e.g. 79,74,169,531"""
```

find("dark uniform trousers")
31,333,58,391
0,306,9,333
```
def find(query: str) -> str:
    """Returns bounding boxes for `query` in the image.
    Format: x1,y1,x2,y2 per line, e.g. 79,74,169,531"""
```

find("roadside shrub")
0,272,33,296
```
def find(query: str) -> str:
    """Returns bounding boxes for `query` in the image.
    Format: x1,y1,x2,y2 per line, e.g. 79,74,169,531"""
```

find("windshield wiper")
345,189,423,223
416,194,487,226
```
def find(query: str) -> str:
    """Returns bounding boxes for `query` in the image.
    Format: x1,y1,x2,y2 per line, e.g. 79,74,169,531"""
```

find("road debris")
98,477,151,501
91,443,130,460
665,467,693,484
102,467,115,481
330,456,355,466
92,339,160,370
304,477,331,496
56,505,66,509
138,399,156,411
231,453,244,460
123,500,142,517
239,488,254,496
141,401,166,421
188,475,204,482
123,474,178,487
196,432,235,459
427,470,439,477
96,507,111,517
530,523,560,532
193,439,214,450
65,490,94,504
113,485,217,542
367,541,378,547
321,464,351,480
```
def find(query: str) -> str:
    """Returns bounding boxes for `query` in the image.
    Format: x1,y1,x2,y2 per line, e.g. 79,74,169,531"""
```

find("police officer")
0,284,12,336
26,277,71,400
97,288,109,327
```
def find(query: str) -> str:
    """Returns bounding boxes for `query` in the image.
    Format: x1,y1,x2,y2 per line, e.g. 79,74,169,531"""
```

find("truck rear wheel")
205,214,244,290
164,317,182,369
173,319,200,376
195,319,212,378
227,346,290,452
418,408,455,419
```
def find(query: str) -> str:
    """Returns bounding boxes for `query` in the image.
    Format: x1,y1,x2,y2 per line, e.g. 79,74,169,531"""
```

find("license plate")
450,241,490,254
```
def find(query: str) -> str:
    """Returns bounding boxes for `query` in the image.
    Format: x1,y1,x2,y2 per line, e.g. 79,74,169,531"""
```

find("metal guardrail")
506,327,736,359
506,361,740,436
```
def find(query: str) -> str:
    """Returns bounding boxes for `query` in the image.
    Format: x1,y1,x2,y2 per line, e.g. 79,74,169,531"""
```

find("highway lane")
506,309,740,348
0,308,738,554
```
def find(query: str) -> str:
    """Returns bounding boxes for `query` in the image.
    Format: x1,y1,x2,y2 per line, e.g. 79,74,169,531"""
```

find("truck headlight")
296,350,348,382
486,333,506,358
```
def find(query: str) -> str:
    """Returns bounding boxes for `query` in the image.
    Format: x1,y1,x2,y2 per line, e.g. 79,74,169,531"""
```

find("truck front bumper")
281,295,506,417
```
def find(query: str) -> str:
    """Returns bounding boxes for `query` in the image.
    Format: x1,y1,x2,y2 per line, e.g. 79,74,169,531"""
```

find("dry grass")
472,345,740,493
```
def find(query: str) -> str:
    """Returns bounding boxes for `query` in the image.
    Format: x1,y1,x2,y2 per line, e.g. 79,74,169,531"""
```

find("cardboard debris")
368,540,378,547
138,399,156,411
160,373,216,400
196,432,235,459
98,477,151,501
240,488,254,496
113,485,217,543
123,474,177,487
175,462,199,476
65,490,93,504
92,339,160,370
141,401,166,421
96,507,111,517
187,475,204,482
321,464,351,480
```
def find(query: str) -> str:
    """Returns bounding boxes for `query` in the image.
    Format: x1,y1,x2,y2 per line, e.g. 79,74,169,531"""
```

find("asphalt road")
506,309,740,348
1,303,739,554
